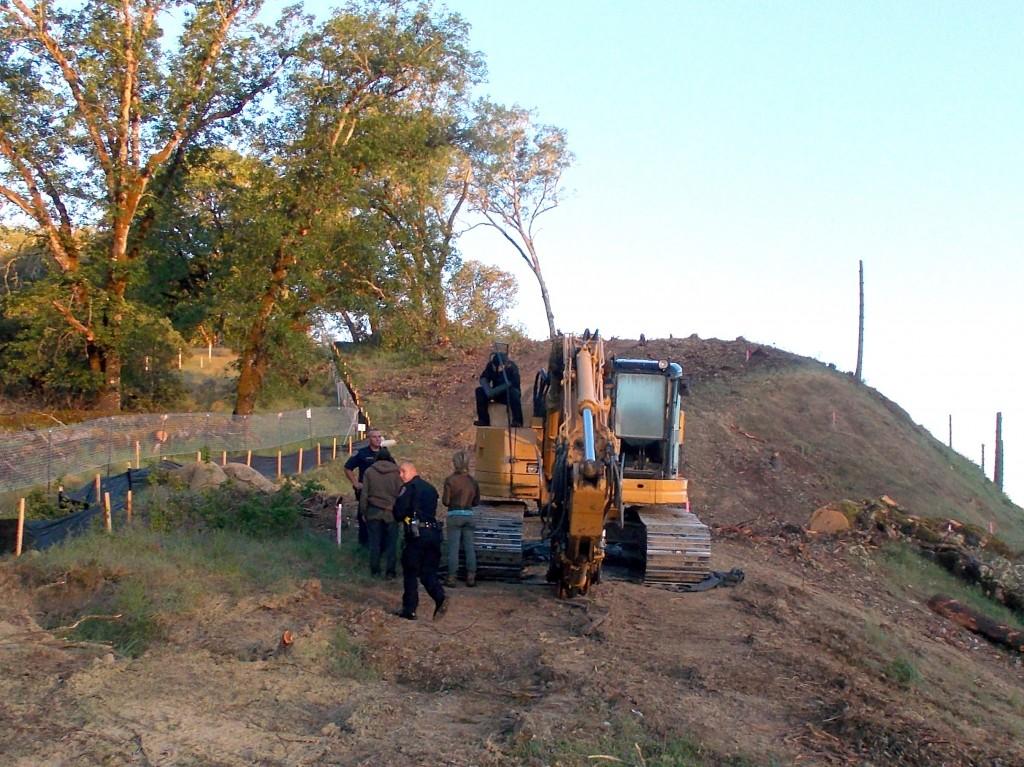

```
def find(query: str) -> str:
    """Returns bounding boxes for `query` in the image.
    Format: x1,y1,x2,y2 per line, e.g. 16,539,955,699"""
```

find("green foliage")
70,579,164,658
328,626,377,681
445,259,520,345
883,657,920,688
468,100,574,338
23,488,63,520
877,542,1024,629
0,0,299,407
143,483,303,538
1,1,566,407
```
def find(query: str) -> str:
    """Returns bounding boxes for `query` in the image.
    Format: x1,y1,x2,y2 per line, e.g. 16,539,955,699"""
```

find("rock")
189,461,228,491
222,462,276,493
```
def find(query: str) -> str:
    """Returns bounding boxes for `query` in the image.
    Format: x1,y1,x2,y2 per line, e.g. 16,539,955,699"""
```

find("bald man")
392,462,447,621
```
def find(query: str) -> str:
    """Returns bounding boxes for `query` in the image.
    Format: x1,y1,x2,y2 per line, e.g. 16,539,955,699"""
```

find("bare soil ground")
2,336,1023,766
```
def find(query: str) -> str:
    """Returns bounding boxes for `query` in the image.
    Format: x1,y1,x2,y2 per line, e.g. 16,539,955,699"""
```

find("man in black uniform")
344,428,383,546
474,351,523,427
392,462,448,621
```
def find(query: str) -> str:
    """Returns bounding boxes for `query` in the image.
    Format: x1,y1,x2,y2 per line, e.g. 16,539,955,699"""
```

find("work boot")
433,597,449,622
444,575,456,588
466,572,477,587
392,609,416,620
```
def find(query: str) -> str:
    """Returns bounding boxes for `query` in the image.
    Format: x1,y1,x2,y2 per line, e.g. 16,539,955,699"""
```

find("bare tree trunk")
532,264,557,339
340,311,365,343
855,259,864,382
994,412,1004,490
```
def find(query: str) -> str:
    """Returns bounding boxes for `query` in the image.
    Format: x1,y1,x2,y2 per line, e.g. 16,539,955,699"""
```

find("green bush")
70,579,163,657
143,483,305,537
24,487,64,519
883,657,920,688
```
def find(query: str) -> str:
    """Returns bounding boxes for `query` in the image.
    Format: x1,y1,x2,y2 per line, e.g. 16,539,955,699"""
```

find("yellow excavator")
469,332,711,596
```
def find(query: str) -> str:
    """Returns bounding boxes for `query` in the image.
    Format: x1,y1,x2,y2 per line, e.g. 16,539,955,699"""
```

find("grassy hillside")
684,357,1022,547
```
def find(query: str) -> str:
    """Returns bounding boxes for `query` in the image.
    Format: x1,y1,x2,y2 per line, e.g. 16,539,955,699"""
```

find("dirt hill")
1,335,1022,766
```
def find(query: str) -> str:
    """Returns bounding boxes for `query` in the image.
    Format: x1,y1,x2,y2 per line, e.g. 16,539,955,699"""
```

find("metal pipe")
582,407,596,461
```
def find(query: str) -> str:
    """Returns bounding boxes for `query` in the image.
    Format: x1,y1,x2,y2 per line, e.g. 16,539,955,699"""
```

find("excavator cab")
614,367,675,477
611,359,687,504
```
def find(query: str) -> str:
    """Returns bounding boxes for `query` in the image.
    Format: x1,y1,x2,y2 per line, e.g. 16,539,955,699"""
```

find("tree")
468,101,572,339
0,0,295,409
356,109,475,347
445,259,518,344
227,0,482,414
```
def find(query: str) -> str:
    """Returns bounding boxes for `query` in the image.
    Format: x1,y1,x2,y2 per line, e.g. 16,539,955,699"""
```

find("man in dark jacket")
474,351,523,427
344,428,383,545
392,462,448,621
359,449,402,578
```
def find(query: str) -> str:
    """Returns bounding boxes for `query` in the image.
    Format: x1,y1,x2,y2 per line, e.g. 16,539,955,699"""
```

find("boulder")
222,462,276,493
189,461,228,491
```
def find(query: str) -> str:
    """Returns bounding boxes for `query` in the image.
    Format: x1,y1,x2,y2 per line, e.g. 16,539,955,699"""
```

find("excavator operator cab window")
614,373,667,477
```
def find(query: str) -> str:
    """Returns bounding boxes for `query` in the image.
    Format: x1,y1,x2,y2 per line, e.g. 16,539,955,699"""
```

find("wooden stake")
135,440,141,469
208,341,213,359
94,474,101,507
196,451,202,463
103,492,112,533
16,498,25,557
332,437,337,460
221,450,227,466
178,350,182,369
126,490,133,524
277,450,282,480
246,449,252,467
298,447,304,475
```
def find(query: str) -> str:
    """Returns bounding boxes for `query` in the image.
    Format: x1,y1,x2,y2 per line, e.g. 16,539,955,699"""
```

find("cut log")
927,594,1024,653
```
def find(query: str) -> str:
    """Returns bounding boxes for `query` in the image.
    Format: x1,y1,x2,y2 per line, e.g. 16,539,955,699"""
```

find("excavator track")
637,507,711,585
447,502,525,579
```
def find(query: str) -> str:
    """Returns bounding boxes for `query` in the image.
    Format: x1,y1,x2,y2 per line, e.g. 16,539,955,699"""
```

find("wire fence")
0,406,361,495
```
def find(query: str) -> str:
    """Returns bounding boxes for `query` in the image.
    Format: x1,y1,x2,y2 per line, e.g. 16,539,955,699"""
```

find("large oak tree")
0,0,295,409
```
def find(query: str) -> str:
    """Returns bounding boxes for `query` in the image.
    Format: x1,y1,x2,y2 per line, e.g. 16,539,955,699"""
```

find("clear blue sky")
316,1,1023,507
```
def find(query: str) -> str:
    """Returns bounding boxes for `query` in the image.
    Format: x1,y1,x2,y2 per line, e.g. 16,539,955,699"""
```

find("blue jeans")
447,512,476,576
367,516,398,576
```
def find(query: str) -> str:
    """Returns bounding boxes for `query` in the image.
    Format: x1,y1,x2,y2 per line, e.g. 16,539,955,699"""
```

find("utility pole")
948,414,953,449
994,412,1004,491
981,444,985,475
855,260,864,382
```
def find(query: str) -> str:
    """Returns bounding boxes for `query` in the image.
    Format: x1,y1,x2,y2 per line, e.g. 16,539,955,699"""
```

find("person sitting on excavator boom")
474,348,523,427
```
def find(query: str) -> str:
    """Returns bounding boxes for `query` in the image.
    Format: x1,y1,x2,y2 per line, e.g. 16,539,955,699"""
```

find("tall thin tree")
468,101,572,339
